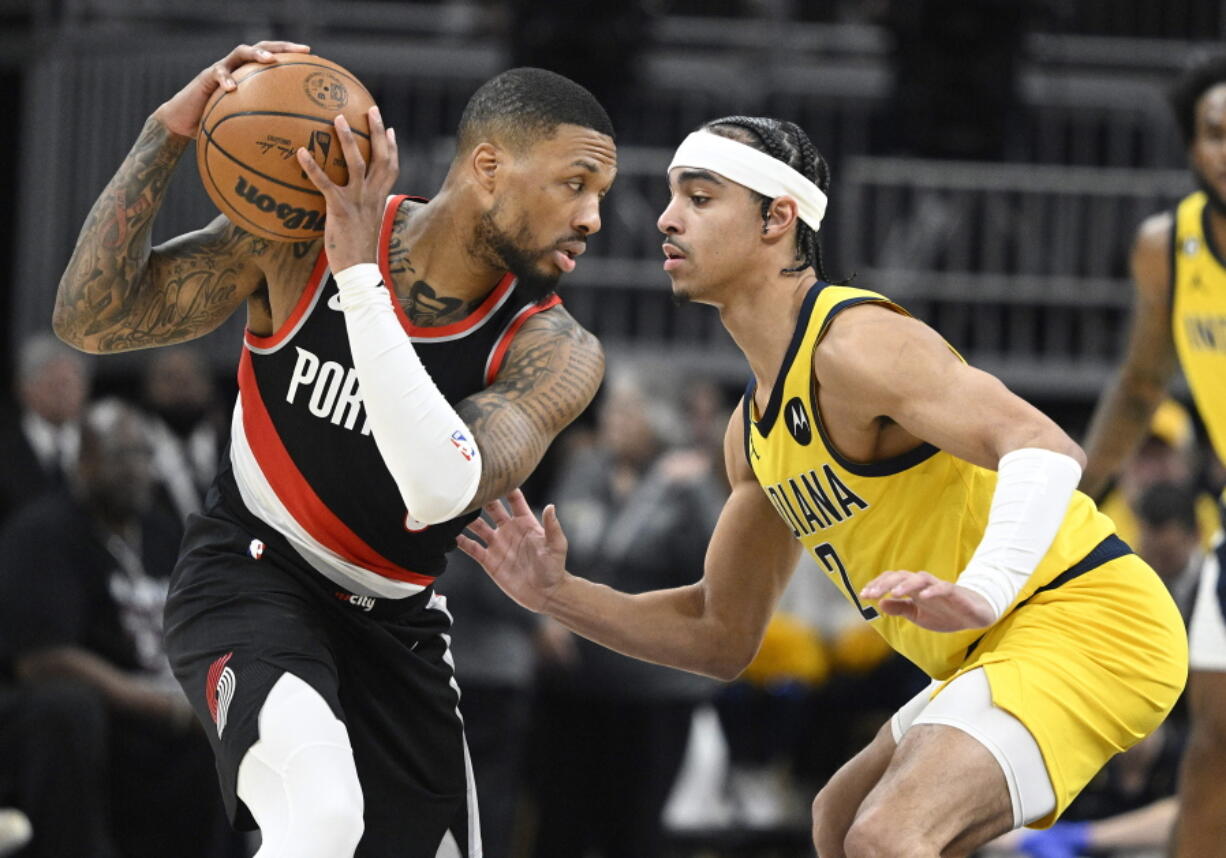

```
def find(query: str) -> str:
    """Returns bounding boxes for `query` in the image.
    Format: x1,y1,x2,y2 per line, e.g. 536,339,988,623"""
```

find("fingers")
878,598,919,620
507,488,534,519
466,516,495,543
860,570,910,600
212,63,238,93
543,504,567,553
252,40,311,56
484,497,511,525
295,146,334,194
332,114,367,179
455,534,487,566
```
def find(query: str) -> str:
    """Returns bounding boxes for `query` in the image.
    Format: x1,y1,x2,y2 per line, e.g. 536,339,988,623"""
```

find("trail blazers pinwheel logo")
206,652,237,738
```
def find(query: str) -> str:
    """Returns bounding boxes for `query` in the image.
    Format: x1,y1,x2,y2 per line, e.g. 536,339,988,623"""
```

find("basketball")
196,53,374,242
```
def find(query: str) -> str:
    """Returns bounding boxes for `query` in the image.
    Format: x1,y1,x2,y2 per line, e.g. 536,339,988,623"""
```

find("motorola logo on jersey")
286,347,374,435
785,397,812,445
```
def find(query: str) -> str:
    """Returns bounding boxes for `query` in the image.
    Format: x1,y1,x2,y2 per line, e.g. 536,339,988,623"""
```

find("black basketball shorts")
163,497,478,857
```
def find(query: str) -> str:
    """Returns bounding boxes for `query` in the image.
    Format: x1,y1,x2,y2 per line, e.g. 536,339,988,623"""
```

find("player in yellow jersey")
459,117,1187,857
1082,53,1226,858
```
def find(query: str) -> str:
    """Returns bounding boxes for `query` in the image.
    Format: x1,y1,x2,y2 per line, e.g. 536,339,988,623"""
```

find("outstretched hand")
456,489,570,614
859,571,996,632
296,106,398,271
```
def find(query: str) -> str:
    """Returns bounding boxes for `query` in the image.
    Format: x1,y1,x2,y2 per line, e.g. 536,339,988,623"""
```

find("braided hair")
701,116,833,280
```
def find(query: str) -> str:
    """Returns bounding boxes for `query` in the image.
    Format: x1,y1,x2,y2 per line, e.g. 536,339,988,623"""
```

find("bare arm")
817,303,1085,469
15,646,193,728
459,410,802,680
54,42,309,354
822,304,1085,630
1080,213,1179,500
456,305,605,507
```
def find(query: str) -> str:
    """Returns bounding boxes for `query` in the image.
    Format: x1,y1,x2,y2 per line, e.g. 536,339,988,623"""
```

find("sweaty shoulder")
1131,210,1174,305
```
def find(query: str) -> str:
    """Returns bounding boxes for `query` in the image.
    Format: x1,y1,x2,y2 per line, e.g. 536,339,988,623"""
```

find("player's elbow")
703,636,760,682
398,468,482,526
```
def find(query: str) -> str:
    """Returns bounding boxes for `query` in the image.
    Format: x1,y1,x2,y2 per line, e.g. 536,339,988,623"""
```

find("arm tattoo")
55,116,254,352
456,307,605,501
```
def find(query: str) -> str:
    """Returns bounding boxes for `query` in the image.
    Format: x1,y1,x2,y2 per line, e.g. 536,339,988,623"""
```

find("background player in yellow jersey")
1082,52,1226,858
459,116,1187,857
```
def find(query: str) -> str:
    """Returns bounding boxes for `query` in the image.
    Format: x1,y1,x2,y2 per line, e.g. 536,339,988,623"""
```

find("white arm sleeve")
334,263,482,524
956,447,1084,622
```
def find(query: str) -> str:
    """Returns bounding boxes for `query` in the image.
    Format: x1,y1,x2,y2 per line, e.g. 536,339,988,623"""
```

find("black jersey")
224,194,561,597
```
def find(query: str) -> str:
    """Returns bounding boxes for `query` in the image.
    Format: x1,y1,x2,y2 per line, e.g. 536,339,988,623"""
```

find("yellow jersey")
1172,192,1226,464
744,283,1117,679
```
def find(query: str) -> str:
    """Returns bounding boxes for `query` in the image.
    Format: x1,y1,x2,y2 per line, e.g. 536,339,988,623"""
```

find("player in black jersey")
53,42,615,858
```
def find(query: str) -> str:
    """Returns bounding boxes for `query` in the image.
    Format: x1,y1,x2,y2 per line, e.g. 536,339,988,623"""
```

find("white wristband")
957,448,1083,623
334,263,482,524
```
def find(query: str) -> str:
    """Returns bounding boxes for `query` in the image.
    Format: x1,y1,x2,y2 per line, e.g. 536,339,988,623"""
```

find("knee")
293,777,365,856
844,807,932,858
811,788,845,858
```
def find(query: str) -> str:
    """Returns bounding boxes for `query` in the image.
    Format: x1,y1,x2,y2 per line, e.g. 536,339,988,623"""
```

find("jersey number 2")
812,543,878,620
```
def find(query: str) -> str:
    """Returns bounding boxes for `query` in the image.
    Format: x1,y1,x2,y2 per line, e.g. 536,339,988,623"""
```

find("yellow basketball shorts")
940,551,1187,828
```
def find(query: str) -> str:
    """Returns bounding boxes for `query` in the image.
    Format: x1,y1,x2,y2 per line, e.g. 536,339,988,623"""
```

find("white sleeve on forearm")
334,263,481,524
956,447,1083,622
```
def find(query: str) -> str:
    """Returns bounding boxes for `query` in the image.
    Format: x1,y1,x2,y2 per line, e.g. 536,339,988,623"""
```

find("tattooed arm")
53,42,310,354
456,305,605,506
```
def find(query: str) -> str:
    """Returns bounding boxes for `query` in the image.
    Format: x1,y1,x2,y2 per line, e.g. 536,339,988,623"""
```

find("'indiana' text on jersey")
223,194,560,599
1172,192,1226,462
743,283,1117,679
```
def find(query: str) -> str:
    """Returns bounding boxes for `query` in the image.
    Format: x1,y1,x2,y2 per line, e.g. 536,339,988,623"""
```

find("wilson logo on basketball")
233,176,325,232
205,652,237,738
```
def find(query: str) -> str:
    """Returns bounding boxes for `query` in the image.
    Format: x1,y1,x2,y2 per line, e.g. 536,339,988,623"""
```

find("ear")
761,195,800,242
468,142,502,194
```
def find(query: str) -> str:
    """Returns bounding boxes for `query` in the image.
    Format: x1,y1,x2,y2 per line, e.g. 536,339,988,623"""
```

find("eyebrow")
571,159,599,173
678,169,725,186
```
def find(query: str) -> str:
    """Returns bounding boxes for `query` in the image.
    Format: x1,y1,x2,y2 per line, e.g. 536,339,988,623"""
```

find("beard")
1193,165,1226,216
472,205,570,304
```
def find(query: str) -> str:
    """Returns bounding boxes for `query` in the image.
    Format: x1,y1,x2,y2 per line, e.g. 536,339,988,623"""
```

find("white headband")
668,130,828,232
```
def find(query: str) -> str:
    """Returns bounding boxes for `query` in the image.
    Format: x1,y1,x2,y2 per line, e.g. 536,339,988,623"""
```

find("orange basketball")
196,53,374,242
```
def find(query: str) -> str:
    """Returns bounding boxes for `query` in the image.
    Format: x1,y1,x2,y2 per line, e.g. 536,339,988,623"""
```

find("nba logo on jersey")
785,397,813,445
206,652,237,738
450,430,476,461
248,539,265,559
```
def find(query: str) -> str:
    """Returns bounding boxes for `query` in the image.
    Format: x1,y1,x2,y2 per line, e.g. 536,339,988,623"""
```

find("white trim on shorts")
890,668,1056,828
1189,531,1226,672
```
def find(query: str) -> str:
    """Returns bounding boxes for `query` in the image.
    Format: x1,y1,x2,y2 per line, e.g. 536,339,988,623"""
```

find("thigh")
810,717,897,858
852,722,1013,857
165,510,344,829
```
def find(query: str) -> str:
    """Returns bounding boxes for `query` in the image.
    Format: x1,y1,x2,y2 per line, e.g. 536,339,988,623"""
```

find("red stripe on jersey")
377,194,518,339
237,350,437,586
245,251,330,350
484,296,564,386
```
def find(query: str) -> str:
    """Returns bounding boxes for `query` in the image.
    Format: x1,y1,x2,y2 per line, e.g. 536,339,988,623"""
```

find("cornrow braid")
702,116,835,281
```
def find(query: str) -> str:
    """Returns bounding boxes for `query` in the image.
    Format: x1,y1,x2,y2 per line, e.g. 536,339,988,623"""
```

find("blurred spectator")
141,345,225,522
1098,399,1219,551
1136,481,1205,618
436,549,544,858
0,334,91,526
0,399,239,858
526,367,724,858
